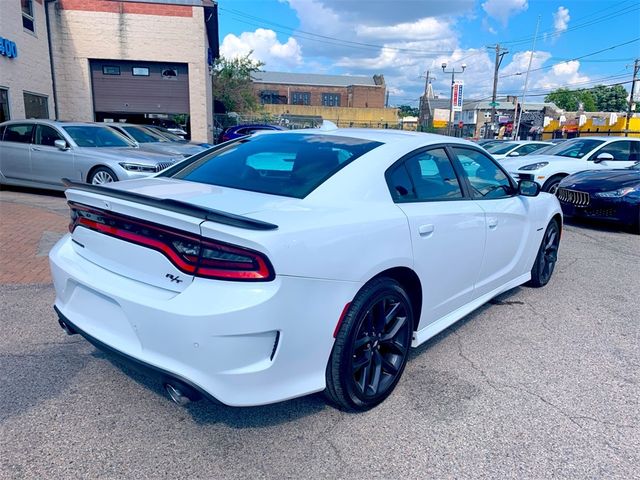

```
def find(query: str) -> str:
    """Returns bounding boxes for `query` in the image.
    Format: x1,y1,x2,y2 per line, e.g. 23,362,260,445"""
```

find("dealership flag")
452,81,464,112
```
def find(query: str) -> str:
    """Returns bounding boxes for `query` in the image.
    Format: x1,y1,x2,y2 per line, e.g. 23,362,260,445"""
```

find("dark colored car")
556,163,640,232
219,124,284,143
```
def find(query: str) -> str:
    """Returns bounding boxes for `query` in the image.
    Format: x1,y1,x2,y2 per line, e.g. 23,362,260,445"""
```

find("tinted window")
593,141,637,161
35,125,64,146
453,147,514,199
389,148,463,202
519,143,550,155
3,124,34,144
23,93,49,119
168,133,382,199
63,126,132,147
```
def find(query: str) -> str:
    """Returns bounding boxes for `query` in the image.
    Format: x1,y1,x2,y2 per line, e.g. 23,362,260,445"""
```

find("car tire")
325,277,413,411
88,167,118,185
541,175,565,194
527,219,560,288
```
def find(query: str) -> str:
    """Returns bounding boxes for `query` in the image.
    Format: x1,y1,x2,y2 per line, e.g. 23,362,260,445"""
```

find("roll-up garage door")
90,60,190,114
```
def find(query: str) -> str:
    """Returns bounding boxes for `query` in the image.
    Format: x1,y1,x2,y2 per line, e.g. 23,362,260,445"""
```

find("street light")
442,63,466,136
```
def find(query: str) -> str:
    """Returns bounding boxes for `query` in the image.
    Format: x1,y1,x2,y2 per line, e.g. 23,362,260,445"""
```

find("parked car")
484,141,553,159
501,137,640,193
0,120,179,189
145,125,213,150
50,128,562,411
219,124,285,143
145,118,188,137
556,162,640,232
475,139,504,148
105,123,206,157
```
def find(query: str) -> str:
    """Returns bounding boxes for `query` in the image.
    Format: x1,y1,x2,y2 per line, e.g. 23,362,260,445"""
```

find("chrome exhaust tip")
165,383,191,406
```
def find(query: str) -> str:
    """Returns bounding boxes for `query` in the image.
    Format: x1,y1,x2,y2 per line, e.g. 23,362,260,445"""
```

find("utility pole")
419,70,430,129
442,62,466,136
487,44,508,138
625,58,639,137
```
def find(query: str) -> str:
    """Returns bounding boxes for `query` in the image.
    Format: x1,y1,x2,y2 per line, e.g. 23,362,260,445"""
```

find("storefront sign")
0,36,18,58
452,81,464,112
433,108,450,128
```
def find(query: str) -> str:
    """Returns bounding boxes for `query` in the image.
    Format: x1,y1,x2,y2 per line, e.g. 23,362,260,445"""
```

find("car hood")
76,147,176,164
108,177,299,216
559,168,640,192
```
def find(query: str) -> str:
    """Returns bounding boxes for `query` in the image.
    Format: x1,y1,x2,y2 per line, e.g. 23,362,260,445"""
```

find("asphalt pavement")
1,188,639,479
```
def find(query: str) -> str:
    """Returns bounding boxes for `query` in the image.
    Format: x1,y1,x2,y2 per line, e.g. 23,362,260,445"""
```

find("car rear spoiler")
61,178,278,231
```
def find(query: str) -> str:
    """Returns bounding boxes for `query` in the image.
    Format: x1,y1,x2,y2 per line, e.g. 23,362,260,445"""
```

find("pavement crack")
454,332,502,393
522,300,553,332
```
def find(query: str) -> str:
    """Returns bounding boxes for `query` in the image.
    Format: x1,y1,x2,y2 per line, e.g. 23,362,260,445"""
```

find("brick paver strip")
0,203,68,285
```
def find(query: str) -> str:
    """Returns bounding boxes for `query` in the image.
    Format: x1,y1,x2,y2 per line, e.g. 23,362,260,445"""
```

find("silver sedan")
0,120,181,190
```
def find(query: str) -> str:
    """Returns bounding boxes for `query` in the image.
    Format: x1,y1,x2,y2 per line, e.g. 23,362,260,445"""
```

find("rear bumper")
49,235,359,406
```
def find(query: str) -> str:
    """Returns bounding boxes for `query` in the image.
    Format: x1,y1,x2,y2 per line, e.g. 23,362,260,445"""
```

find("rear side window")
168,133,382,198
3,124,34,144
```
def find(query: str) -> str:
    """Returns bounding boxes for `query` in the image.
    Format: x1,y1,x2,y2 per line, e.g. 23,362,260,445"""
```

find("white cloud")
481,0,528,25
220,29,302,70
535,61,590,90
552,6,570,41
356,17,453,41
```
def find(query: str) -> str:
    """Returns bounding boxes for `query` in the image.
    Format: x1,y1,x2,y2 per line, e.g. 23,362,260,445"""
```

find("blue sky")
217,0,640,106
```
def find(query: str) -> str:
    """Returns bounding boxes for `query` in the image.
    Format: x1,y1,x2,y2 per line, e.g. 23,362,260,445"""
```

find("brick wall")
47,1,213,142
0,0,55,119
253,82,385,108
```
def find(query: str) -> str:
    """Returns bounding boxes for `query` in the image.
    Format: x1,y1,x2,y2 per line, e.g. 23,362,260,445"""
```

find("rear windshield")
166,133,383,198
486,142,517,154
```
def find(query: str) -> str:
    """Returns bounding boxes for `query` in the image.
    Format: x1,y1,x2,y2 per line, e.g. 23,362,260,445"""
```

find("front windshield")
122,125,169,143
541,138,605,158
486,142,518,154
150,127,183,142
63,126,133,148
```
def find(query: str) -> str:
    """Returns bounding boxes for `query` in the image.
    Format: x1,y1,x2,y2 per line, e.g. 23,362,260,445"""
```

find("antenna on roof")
320,120,338,131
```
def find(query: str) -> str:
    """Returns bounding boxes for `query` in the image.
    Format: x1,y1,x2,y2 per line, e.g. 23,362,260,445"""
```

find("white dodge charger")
50,127,562,411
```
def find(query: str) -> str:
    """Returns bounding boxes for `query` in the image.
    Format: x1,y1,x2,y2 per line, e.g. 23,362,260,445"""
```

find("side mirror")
508,151,520,157
54,139,69,151
518,179,540,197
594,152,614,163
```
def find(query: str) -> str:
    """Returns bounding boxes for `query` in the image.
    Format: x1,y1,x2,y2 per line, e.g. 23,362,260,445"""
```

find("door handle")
418,224,435,237
30,147,43,152
487,217,498,229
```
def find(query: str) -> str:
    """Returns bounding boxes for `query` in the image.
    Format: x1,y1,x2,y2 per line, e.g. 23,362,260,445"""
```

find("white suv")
501,137,640,193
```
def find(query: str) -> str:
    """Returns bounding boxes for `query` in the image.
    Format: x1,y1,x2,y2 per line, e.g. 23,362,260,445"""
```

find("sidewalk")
0,189,68,285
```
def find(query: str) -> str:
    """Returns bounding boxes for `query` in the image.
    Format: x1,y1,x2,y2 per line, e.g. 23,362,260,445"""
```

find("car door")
387,146,486,327
30,124,77,186
450,146,533,296
587,140,639,168
0,123,34,181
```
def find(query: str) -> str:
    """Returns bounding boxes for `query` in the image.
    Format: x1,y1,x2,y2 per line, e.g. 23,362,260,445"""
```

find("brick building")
0,0,219,142
252,72,387,109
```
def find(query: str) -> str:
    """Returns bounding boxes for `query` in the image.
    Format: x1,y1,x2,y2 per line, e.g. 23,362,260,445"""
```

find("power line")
499,37,640,79
220,7,459,56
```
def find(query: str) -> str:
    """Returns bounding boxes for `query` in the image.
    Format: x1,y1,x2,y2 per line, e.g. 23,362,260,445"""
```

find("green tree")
211,54,264,113
589,84,628,112
545,88,596,111
397,105,419,117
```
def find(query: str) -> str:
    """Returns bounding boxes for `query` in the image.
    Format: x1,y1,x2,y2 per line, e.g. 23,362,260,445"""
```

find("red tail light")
69,202,274,281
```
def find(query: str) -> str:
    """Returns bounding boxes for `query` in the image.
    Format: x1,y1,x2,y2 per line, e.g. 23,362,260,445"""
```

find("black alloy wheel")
528,219,560,287
325,277,413,411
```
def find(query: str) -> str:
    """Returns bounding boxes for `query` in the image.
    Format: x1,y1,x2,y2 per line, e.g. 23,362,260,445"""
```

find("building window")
161,68,178,79
23,92,49,119
21,0,35,32
0,89,10,122
322,93,340,107
260,90,285,105
132,67,150,76
292,92,311,105
102,66,120,75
